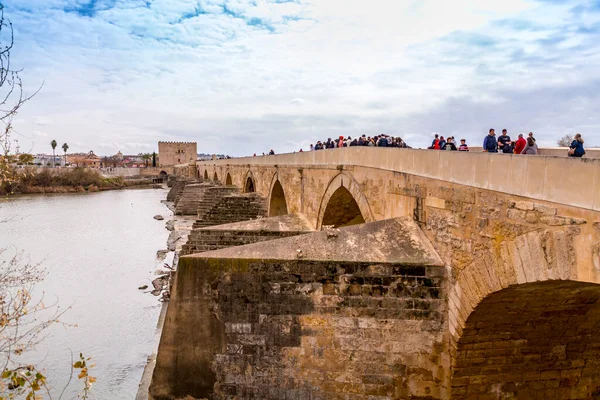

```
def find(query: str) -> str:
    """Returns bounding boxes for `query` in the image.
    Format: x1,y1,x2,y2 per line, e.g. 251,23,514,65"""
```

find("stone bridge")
151,148,600,400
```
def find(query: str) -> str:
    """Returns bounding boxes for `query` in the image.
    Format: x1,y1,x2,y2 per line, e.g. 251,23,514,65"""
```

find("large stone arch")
267,172,288,217
203,170,209,180
243,170,256,193
448,228,579,344
226,172,233,186
451,280,600,399
447,226,594,397
316,172,374,230
213,171,218,183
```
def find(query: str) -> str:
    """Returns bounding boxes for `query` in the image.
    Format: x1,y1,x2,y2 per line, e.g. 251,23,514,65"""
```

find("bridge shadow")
452,280,600,399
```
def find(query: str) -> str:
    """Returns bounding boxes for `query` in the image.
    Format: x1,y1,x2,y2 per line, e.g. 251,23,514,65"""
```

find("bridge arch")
226,172,233,186
213,171,218,183
204,170,209,180
196,168,200,179
268,173,288,217
243,171,256,193
159,170,168,181
448,227,595,397
316,172,373,230
451,280,600,398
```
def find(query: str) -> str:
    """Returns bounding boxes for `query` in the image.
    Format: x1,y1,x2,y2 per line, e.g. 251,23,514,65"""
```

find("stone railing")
197,147,600,212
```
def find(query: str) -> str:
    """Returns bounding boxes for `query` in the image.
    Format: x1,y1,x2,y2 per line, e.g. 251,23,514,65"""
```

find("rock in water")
154,215,164,220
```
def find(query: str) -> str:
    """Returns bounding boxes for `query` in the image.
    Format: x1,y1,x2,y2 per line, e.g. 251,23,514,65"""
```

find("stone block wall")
452,281,600,399
158,141,197,167
150,258,447,400
166,179,188,203
193,193,268,228
195,186,240,223
180,229,310,255
175,183,215,215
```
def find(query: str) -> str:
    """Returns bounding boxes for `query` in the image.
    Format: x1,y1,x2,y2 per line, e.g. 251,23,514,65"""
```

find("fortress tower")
158,141,197,167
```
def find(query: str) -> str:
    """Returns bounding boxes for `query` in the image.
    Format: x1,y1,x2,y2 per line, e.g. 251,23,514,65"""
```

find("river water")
0,188,171,399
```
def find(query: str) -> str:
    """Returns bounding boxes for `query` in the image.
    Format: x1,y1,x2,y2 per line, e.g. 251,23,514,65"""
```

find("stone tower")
158,141,197,167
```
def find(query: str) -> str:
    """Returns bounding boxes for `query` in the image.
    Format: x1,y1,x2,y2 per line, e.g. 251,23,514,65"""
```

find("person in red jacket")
514,133,526,154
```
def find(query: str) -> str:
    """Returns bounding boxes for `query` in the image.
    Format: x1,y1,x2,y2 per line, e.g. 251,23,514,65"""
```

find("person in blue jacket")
483,129,498,153
569,133,585,157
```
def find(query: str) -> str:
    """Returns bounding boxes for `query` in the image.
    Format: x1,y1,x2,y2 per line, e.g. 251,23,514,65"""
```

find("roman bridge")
151,148,600,400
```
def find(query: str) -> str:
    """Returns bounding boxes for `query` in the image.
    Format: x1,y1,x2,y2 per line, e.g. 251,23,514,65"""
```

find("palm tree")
141,153,151,167
62,143,69,166
50,140,57,167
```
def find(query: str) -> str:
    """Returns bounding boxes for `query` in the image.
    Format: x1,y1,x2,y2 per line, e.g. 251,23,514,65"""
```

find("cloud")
2,0,600,156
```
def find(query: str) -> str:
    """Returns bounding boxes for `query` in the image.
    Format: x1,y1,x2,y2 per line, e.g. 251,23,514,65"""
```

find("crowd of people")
479,129,585,157
258,130,586,157
428,135,470,151
309,134,410,150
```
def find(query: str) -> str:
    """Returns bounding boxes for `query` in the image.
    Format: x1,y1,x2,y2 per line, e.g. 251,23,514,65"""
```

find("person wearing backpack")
569,133,585,157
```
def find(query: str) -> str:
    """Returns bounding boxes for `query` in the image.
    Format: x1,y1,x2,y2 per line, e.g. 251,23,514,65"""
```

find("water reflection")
0,189,170,399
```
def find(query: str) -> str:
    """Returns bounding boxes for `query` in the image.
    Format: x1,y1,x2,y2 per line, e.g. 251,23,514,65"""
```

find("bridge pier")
152,149,600,399
150,218,448,400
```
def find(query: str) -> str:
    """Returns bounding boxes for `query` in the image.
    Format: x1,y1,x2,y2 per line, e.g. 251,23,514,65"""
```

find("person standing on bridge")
483,129,498,153
514,133,526,154
498,129,513,154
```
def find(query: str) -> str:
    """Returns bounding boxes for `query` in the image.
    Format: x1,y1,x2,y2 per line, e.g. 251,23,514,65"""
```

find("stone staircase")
193,193,268,228
174,183,215,215
195,186,241,224
181,230,306,255
166,179,188,203
181,214,314,256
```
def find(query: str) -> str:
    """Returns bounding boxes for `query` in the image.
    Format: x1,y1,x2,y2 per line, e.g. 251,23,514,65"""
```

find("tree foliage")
557,134,574,147
0,3,95,398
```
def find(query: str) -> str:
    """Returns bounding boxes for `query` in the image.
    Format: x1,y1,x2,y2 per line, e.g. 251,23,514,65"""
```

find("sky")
2,0,600,156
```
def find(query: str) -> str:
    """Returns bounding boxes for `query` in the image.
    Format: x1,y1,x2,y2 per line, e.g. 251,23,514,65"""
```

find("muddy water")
0,189,171,399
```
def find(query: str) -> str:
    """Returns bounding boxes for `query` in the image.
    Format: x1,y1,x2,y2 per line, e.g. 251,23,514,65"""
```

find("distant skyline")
4,0,600,155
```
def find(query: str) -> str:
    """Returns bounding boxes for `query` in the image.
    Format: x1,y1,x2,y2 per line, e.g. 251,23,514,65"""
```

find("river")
0,188,171,399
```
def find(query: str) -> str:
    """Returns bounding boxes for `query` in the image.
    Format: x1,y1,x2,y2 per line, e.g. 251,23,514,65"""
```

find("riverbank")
136,200,195,400
1,167,157,195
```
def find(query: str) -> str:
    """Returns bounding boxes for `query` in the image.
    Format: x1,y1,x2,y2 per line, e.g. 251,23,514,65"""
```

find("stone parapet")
197,147,600,212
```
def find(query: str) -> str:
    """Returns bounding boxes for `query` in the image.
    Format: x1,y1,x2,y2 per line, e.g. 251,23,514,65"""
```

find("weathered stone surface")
193,192,266,228
154,150,600,400
181,214,314,256
452,281,600,400
150,218,446,400
174,183,215,215
190,217,443,266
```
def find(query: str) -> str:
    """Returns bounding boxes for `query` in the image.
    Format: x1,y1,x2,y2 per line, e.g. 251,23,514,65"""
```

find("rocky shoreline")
136,198,195,400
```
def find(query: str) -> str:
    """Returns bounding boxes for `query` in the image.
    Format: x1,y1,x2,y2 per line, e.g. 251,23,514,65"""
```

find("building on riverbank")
158,142,197,167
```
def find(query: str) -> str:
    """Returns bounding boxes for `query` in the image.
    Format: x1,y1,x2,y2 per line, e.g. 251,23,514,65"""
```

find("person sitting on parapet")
521,137,538,155
483,129,498,153
459,139,469,151
269,149,275,155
